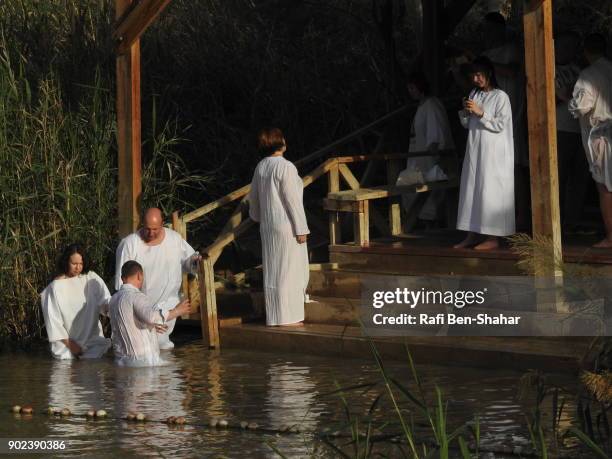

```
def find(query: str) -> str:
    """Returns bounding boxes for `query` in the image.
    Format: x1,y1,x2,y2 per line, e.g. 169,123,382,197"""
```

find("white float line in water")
9,407,304,436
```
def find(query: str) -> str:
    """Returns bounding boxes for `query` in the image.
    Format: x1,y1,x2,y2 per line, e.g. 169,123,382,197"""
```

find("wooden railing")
172,148,456,349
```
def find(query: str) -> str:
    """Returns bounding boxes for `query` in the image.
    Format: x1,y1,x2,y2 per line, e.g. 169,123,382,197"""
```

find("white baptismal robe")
115,228,196,348
108,283,170,367
569,57,612,191
40,271,111,360
249,156,310,326
457,88,515,236
397,97,454,219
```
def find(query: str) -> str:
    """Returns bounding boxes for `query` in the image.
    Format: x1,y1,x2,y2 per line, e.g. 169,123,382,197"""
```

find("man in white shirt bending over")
115,208,201,349
569,33,612,248
109,260,191,366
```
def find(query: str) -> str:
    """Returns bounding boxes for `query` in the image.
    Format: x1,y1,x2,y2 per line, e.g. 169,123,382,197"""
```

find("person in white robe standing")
109,261,191,366
396,72,455,226
40,244,111,360
115,208,201,349
569,33,612,248
455,56,515,250
248,128,310,326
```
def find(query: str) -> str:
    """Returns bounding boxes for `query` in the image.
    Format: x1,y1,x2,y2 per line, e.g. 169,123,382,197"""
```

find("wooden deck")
177,231,609,372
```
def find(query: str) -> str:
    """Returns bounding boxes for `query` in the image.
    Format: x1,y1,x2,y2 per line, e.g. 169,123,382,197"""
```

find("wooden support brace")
114,0,172,55
328,163,341,245
323,199,364,213
387,157,403,236
338,164,360,190
353,201,369,245
199,258,220,349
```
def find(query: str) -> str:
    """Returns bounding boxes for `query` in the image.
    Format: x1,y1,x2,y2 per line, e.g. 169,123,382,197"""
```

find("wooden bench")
324,178,459,245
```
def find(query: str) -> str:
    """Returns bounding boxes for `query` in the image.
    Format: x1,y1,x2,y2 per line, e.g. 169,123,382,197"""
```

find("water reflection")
0,344,583,457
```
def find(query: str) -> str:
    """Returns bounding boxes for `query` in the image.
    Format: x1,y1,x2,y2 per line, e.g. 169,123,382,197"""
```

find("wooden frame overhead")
115,0,172,237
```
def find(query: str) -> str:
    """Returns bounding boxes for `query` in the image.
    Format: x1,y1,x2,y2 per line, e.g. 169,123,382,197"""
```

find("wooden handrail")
183,184,250,223
180,149,454,224
293,104,413,167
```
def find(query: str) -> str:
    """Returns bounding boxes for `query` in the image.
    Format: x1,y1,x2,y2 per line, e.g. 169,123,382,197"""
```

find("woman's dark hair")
257,127,286,156
407,71,431,96
470,56,499,89
57,243,90,276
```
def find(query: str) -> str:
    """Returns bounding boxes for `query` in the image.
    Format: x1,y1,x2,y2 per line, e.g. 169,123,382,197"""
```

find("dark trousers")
557,131,591,228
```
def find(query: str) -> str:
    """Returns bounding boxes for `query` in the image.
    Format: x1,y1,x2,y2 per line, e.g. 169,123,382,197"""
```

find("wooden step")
220,322,588,372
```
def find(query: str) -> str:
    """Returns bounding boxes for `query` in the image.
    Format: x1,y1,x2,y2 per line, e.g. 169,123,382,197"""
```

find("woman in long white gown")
248,128,310,326
40,244,111,359
454,57,515,250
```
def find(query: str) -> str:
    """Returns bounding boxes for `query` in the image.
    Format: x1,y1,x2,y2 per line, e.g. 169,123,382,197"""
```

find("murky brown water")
0,338,583,458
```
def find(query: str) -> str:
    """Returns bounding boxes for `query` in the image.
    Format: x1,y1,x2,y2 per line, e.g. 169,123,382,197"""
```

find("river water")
0,337,584,458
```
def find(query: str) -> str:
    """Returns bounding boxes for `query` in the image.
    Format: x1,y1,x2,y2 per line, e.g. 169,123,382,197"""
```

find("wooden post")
387,158,403,236
523,0,562,275
116,0,142,237
353,201,370,245
328,163,341,245
422,0,444,95
172,211,191,319
199,258,220,349
523,0,563,313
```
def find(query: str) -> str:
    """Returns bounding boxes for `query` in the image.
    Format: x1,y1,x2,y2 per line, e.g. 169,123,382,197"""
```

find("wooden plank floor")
220,322,590,373
330,230,612,265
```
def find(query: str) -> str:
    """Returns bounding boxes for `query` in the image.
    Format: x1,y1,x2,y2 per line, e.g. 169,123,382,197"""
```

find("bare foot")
593,238,612,248
282,321,304,327
474,237,499,251
453,233,478,249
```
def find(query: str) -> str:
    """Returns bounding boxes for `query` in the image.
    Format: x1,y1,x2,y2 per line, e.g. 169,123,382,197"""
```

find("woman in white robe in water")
40,244,111,359
455,56,515,250
248,128,310,326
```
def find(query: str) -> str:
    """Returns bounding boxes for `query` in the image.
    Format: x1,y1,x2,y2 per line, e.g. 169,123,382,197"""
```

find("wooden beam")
199,258,219,349
116,0,141,237
338,164,360,190
387,158,403,235
328,163,341,245
353,201,370,245
523,0,562,277
114,0,172,55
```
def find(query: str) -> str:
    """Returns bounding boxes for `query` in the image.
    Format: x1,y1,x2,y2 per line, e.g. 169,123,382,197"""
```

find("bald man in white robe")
115,208,201,349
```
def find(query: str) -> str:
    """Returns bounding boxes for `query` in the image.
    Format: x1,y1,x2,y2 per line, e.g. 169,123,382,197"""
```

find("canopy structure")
113,0,561,274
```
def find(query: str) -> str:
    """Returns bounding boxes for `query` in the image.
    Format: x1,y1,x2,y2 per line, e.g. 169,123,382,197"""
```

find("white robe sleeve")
568,76,596,118
40,285,69,342
248,174,261,223
280,163,310,236
179,237,197,274
114,237,133,291
478,92,512,133
90,271,112,316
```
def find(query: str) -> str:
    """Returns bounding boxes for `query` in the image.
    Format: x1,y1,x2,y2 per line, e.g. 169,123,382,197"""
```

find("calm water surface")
0,338,581,458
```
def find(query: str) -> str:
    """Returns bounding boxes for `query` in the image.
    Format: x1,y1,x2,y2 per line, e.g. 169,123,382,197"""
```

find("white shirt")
108,284,170,366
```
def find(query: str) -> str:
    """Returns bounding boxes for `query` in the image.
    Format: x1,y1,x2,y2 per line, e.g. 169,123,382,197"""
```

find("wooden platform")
220,322,590,373
180,231,607,372
329,231,612,275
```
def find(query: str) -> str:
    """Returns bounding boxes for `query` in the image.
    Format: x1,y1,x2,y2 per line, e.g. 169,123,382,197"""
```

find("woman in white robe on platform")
248,128,310,326
40,244,111,359
455,57,515,250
